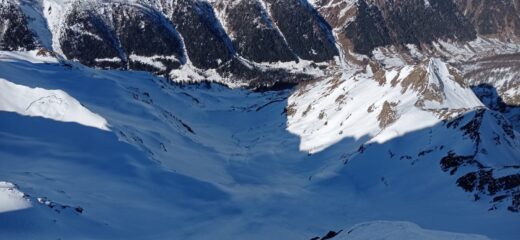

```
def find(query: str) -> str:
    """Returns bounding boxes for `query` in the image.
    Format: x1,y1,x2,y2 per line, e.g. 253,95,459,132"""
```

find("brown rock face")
377,101,398,128
312,0,358,29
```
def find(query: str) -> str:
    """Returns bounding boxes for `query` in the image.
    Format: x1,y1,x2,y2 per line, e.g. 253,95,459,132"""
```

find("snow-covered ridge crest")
0,78,109,131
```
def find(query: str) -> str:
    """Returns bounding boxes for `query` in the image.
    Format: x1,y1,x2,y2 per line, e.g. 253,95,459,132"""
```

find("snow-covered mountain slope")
0,50,519,239
287,58,483,153
0,77,109,130
287,54,520,212
1,0,520,239
312,221,491,240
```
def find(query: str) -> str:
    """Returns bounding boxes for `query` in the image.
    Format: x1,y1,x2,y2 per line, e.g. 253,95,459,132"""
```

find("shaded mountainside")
212,0,297,63
0,1,36,51
341,0,476,55
454,0,520,38
262,0,338,62
1,0,339,87
169,0,233,69
60,2,185,72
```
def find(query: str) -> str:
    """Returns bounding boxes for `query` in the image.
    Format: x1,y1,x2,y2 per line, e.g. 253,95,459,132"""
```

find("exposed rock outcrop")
443,109,520,212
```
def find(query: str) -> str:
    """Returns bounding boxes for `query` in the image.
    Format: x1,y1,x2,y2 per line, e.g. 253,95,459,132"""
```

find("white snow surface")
335,221,490,240
423,58,482,109
0,74,109,130
0,181,32,213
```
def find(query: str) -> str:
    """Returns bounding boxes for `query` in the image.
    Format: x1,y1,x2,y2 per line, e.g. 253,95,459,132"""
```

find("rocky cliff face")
311,0,358,29
442,109,520,212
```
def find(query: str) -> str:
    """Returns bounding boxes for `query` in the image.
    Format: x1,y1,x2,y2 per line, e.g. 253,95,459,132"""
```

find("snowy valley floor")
0,52,519,239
